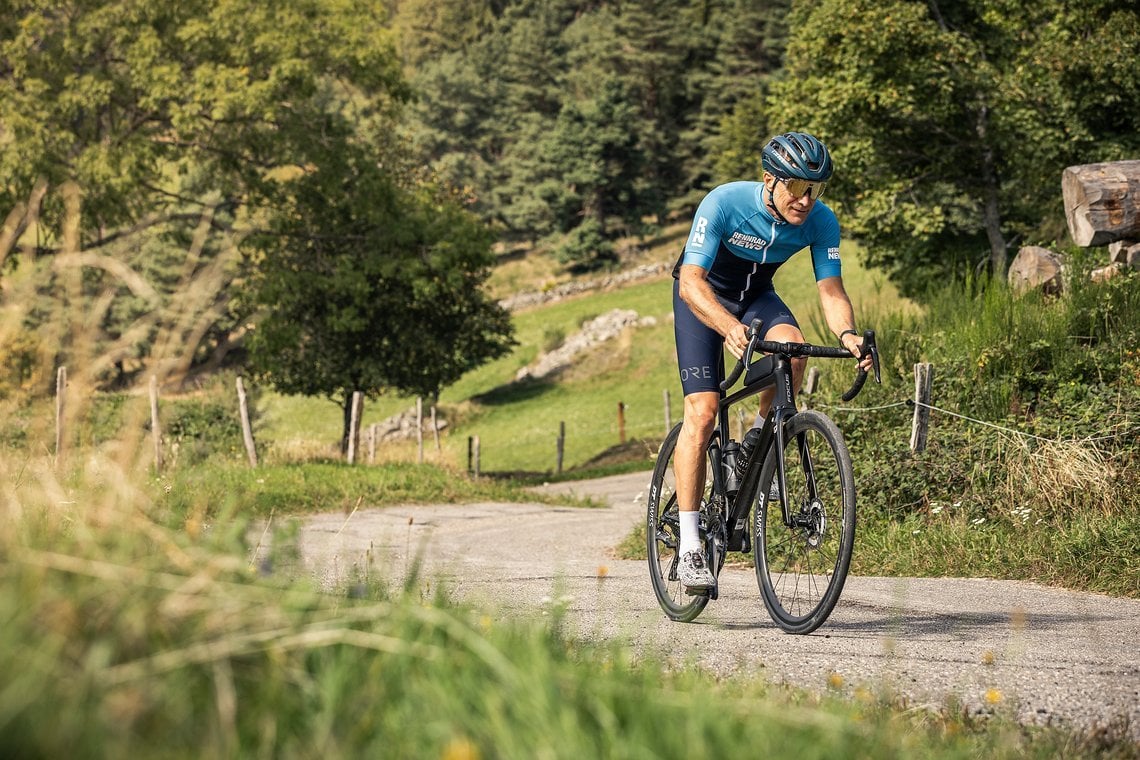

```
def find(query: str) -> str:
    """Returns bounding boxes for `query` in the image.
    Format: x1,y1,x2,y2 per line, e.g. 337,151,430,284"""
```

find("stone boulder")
516,308,657,381
1008,245,1065,296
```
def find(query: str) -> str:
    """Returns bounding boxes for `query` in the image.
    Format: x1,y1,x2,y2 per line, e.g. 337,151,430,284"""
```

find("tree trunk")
976,104,1008,275
1062,161,1140,247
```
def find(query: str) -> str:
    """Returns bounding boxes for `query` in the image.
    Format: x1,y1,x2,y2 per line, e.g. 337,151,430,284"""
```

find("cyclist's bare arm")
817,276,872,371
678,264,749,358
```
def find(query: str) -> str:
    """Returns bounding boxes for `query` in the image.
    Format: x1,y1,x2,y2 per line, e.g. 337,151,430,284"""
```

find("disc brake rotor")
804,499,826,548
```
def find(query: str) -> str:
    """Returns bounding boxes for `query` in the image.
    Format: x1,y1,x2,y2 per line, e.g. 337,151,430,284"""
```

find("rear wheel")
754,411,855,634
647,423,710,622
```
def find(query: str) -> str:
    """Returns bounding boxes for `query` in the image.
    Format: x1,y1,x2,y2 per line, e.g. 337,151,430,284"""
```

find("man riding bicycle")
672,131,872,591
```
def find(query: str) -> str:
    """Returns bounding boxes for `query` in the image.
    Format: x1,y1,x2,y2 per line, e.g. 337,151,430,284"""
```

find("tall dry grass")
3,188,1131,758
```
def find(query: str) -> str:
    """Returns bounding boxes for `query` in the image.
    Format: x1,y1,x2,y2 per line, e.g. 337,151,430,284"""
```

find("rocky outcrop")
515,308,658,381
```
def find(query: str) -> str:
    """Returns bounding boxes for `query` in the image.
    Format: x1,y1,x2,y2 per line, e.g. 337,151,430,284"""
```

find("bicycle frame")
709,353,799,560
702,323,879,593
648,317,879,624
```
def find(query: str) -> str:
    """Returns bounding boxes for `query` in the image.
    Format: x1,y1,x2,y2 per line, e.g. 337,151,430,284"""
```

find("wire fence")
50,362,1138,476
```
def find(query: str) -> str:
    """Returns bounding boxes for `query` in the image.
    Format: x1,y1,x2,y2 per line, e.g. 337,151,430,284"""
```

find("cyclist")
671,130,872,591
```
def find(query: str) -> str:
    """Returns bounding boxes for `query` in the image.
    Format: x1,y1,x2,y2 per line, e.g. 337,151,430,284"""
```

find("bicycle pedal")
684,585,712,597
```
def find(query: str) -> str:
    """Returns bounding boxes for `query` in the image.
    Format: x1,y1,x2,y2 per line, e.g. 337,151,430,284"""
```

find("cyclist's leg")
672,282,724,586
742,290,806,422
676,390,717,516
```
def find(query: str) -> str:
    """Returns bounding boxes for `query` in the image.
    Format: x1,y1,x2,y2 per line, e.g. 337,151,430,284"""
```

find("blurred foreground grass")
2,451,1134,758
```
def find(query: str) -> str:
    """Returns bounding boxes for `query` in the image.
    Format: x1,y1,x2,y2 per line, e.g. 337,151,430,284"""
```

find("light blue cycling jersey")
677,181,842,302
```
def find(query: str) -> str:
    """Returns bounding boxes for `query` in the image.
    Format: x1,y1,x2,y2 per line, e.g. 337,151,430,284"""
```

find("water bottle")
734,426,762,479
722,440,742,496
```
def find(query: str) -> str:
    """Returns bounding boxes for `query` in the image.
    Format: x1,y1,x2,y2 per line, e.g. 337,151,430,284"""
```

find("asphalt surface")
274,470,1140,741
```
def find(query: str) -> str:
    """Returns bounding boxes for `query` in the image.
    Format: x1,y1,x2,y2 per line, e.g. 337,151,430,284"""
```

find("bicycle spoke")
755,411,856,634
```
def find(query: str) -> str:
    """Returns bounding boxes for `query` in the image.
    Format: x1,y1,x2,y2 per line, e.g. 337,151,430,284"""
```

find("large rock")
516,308,657,381
498,263,669,311
1108,239,1140,268
372,407,448,443
1008,245,1065,295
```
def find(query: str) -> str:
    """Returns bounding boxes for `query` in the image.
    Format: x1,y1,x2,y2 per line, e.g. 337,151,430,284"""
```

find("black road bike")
647,319,881,634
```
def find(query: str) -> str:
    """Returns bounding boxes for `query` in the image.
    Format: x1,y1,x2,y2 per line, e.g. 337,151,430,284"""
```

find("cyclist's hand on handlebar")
840,332,874,372
723,322,749,360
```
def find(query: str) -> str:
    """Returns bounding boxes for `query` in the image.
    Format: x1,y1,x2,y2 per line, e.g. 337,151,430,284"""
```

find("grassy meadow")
259,227,909,474
3,220,1139,756
1,442,1127,758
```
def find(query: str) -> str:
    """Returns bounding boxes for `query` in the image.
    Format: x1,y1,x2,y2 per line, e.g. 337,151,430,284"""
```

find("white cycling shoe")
677,550,714,592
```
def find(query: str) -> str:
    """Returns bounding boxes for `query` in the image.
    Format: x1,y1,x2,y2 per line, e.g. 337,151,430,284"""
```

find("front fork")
771,407,815,529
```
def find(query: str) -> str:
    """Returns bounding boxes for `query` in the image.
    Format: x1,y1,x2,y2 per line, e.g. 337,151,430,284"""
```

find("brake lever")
718,318,764,392
839,330,881,402
863,329,881,385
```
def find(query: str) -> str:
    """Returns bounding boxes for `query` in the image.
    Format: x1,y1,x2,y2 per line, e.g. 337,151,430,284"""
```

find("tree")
767,0,1140,296
702,0,789,187
0,0,409,386
244,139,514,451
388,0,506,71
0,0,406,242
401,0,747,257
542,76,646,268
403,50,505,228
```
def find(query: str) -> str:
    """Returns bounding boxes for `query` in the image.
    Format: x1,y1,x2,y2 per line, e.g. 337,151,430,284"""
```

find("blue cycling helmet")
761,131,833,181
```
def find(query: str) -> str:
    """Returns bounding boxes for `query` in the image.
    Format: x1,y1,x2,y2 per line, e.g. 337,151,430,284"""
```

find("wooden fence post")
473,435,480,478
804,366,820,394
236,376,258,467
150,375,163,473
431,405,441,454
556,421,565,474
911,363,934,453
799,367,821,411
368,423,377,464
617,401,626,444
347,391,363,464
416,397,424,464
55,366,67,467
663,389,672,434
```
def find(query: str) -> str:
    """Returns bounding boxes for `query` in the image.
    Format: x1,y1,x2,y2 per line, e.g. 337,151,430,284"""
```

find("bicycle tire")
647,422,711,623
753,410,855,634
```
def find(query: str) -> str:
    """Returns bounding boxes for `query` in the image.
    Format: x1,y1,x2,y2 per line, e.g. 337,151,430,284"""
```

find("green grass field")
257,230,911,474
5,225,1139,756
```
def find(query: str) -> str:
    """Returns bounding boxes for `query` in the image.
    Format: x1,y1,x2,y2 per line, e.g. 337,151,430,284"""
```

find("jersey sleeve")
809,205,842,281
680,189,727,271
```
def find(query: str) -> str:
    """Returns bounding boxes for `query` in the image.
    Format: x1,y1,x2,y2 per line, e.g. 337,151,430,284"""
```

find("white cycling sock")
679,510,701,555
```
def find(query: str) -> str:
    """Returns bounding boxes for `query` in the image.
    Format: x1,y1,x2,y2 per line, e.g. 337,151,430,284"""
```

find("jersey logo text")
690,217,708,248
727,231,769,251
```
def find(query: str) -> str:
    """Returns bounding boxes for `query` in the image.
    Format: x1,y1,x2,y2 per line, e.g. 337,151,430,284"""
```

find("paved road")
279,470,1140,740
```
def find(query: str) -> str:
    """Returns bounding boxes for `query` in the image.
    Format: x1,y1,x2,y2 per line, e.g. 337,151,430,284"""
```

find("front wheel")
754,411,855,634
647,422,710,623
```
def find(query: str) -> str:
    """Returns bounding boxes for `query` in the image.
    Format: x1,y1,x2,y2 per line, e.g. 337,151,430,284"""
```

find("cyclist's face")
763,172,815,225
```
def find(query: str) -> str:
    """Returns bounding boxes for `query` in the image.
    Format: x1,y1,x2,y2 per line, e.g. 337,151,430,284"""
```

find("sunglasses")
775,175,827,200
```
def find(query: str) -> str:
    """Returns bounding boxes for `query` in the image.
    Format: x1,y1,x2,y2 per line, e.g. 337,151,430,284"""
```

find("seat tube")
716,392,732,441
